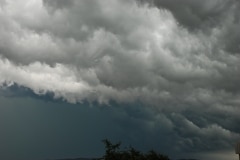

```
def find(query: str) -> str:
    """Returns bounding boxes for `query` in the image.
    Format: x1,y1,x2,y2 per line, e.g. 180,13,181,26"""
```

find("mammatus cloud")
0,0,240,155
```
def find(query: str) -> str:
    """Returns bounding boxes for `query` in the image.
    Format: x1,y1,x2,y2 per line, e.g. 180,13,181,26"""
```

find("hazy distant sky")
0,0,240,160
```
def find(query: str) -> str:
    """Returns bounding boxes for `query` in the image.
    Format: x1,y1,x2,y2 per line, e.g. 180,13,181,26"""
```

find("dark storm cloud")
0,0,240,159
140,0,240,54
139,0,234,29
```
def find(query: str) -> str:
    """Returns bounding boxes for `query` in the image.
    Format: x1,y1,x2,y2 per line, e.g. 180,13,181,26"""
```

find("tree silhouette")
101,139,170,160
102,139,121,160
145,150,170,160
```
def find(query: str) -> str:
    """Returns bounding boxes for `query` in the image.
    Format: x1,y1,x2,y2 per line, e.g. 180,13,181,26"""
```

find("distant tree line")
100,139,170,160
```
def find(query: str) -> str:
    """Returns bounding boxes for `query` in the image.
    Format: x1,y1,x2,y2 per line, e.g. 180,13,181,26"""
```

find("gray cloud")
140,0,240,54
42,0,75,10
139,0,234,29
0,0,240,158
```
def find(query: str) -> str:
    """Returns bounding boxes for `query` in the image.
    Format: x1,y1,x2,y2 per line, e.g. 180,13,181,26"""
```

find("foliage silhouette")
101,139,170,160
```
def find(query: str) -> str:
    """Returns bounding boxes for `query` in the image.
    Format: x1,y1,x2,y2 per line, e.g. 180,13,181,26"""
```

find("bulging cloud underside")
0,0,240,153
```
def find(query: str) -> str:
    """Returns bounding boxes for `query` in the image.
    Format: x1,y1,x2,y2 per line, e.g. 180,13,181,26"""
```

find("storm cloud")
140,0,240,54
0,0,240,159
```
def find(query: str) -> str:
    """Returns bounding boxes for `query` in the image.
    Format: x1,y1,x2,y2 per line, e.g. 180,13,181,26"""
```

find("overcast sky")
0,0,240,160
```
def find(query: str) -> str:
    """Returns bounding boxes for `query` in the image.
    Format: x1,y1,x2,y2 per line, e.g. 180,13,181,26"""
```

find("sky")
0,0,240,160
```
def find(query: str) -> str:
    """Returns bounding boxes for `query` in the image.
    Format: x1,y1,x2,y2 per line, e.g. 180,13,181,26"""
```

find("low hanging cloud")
0,0,240,154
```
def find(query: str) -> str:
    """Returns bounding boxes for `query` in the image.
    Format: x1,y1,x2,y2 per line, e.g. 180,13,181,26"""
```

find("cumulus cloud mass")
0,0,240,158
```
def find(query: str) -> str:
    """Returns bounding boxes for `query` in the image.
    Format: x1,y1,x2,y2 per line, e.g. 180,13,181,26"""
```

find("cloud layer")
0,0,240,156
